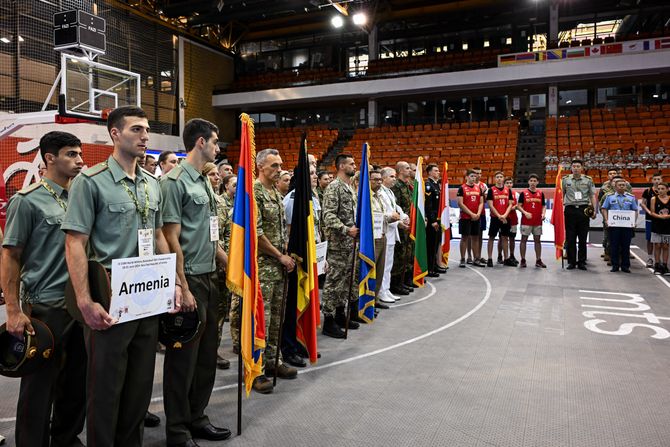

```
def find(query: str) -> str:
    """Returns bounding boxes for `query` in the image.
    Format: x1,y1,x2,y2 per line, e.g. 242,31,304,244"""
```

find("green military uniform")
254,179,288,365
562,173,595,267
62,156,162,447
215,194,232,347
391,178,413,288
4,178,86,447
160,160,220,445
316,185,325,209
321,177,358,318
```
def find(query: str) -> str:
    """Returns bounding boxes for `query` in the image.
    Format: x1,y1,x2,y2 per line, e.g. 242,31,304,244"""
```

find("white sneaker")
378,293,396,304
647,258,654,268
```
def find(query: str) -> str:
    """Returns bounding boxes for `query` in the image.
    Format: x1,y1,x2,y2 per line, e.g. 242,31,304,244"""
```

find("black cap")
0,317,55,378
159,311,202,349
64,260,111,324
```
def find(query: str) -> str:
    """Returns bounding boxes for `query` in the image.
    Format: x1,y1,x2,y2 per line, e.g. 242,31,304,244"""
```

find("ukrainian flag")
227,113,265,396
356,143,376,323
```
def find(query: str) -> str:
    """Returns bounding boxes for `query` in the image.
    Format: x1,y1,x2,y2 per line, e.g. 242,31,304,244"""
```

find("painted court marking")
389,281,437,308
630,249,670,289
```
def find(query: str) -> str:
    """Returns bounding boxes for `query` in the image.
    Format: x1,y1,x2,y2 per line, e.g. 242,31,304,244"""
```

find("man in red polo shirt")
486,171,513,267
458,169,484,267
517,174,547,268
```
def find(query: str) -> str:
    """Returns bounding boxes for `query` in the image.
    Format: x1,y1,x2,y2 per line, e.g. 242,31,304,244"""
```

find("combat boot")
335,306,359,329
322,316,346,338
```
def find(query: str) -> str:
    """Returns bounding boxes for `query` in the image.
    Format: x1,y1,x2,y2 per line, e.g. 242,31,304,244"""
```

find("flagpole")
236,294,243,436
343,240,359,340
272,269,289,387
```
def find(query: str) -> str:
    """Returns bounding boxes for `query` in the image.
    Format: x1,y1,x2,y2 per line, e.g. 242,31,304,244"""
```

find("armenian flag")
410,157,428,286
551,166,566,261
356,142,376,323
438,162,451,265
286,135,320,363
227,113,265,396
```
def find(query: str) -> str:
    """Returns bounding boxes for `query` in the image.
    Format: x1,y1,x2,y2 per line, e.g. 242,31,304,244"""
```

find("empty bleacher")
343,120,519,183
225,126,339,169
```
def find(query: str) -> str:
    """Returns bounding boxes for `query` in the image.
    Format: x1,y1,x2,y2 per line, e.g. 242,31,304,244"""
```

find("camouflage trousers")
322,248,358,318
229,294,240,349
392,231,414,280
216,270,231,348
261,277,286,366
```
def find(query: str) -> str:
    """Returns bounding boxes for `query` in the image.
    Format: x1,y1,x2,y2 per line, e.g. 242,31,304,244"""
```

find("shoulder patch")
82,162,109,177
17,181,43,195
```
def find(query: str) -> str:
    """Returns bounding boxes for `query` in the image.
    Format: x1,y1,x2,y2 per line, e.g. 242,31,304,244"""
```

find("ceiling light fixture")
331,15,344,28
352,12,367,26
0,37,10,44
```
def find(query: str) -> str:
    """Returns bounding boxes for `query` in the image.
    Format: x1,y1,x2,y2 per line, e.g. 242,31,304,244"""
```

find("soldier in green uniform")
254,148,298,390
391,161,414,295
203,162,231,370
2,131,86,447
321,154,360,338
62,106,182,447
161,118,231,446
316,170,331,205
561,159,598,270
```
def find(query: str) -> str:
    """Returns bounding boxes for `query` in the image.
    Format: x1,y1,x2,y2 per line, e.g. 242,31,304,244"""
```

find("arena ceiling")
116,0,670,52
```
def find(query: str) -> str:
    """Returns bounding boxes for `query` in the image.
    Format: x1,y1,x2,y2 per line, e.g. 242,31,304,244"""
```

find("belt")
567,204,588,208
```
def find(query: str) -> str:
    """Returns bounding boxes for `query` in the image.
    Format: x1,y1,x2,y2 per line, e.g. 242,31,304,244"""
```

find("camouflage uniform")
254,179,288,365
215,194,232,348
316,185,325,209
391,178,413,285
321,177,358,317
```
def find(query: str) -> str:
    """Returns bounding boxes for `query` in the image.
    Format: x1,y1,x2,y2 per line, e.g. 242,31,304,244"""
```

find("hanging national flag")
655,38,670,50
227,113,266,396
356,142,376,323
410,157,428,286
551,166,566,261
286,135,320,364
438,162,451,265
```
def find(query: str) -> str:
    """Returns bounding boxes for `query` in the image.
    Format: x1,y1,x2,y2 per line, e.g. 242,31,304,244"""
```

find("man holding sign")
601,177,638,273
63,106,181,446
161,118,232,445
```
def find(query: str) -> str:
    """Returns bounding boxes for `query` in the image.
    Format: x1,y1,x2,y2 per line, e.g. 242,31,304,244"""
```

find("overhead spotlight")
653,94,659,98
462,42,468,50
566,99,572,104
0,37,9,44
331,15,344,28
484,40,490,48
352,12,367,26
18,35,24,42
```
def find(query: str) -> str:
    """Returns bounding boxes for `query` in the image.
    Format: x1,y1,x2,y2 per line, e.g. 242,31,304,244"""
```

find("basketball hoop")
101,108,114,120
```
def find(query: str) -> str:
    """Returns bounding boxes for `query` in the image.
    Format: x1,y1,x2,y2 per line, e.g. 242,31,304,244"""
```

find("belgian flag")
286,135,320,364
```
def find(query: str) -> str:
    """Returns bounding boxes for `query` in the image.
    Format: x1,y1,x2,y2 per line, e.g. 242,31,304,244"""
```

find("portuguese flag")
410,157,428,286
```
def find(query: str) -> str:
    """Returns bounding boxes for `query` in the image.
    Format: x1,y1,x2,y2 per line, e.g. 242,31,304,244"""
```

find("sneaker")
647,258,654,268
497,255,504,264
252,375,274,394
520,259,527,268
459,259,466,268
503,258,516,267
487,258,493,267
654,263,663,275
466,258,473,265
473,259,486,267
535,259,547,268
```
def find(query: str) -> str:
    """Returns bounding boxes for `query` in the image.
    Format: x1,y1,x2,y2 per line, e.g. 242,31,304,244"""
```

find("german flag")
286,136,320,363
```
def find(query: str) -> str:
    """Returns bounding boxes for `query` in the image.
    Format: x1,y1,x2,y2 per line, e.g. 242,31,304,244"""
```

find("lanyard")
121,178,150,227
40,180,67,211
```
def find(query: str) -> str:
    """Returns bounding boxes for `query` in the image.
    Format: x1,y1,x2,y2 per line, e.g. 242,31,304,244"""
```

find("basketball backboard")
56,53,140,121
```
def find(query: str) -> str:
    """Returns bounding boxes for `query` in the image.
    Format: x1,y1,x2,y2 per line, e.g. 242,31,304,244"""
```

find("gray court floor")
1,240,669,446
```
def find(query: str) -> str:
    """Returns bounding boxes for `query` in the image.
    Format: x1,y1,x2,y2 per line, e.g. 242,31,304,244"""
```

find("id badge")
210,216,219,242
574,191,583,200
138,229,154,257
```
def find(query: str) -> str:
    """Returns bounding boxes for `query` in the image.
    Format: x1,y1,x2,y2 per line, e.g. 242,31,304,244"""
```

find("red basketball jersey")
519,189,545,226
488,185,511,217
458,183,482,220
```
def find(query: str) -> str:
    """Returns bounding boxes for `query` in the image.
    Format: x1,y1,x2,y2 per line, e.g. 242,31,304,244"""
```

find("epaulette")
16,181,42,196
82,162,109,177
140,167,157,179
165,165,184,181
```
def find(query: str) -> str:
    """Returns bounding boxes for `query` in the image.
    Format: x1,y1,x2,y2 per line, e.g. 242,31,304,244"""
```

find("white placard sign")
373,212,384,239
607,210,636,228
316,241,328,275
109,253,176,324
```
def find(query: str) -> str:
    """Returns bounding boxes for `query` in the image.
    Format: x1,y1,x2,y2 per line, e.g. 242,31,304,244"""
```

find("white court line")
389,281,437,308
630,249,670,289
